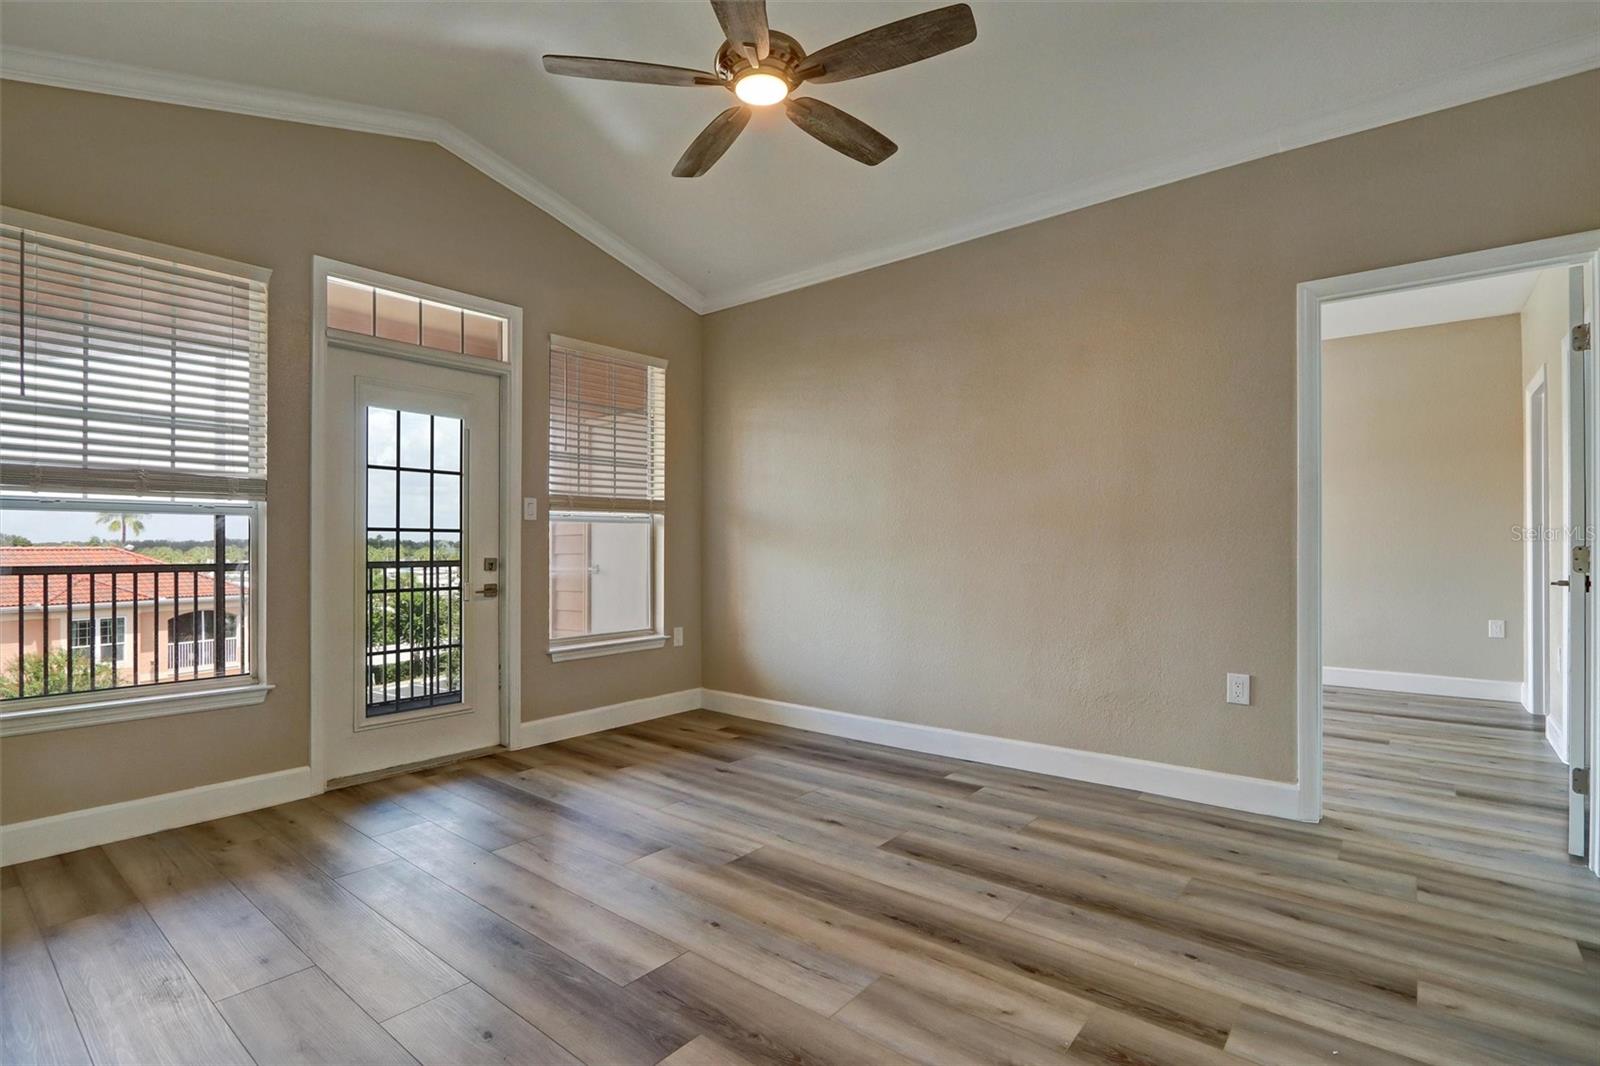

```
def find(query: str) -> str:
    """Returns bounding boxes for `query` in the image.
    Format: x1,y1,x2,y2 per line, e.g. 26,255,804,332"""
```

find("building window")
0,211,267,714
547,338,665,654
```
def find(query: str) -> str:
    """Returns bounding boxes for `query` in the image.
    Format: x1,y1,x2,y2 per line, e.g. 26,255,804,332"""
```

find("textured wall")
1323,316,1524,682
0,82,703,823
701,71,1600,783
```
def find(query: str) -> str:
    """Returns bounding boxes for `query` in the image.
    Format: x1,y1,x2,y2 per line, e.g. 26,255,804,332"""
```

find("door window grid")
364,406,464,716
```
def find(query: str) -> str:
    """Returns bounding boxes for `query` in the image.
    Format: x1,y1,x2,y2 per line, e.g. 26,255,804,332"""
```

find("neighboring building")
0,545,245,693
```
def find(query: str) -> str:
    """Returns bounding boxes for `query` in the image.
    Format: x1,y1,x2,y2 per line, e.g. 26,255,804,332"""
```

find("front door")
314,343,503,782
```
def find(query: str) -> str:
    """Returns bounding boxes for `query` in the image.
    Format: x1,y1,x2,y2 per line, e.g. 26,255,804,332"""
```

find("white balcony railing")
168,636,240,671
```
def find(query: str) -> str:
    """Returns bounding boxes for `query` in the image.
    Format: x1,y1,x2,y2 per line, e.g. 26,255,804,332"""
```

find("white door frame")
309,256,523,788
1296,231,1600,864
1525,366,1550,724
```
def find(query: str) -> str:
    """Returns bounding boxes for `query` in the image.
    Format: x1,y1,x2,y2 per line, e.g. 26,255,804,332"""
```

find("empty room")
0,3,1597,1065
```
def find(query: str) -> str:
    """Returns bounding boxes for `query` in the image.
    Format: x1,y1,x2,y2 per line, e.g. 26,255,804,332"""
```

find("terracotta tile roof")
0,546,242,609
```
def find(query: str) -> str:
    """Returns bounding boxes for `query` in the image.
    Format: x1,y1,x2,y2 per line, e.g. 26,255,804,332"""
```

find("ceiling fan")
542,1,977,177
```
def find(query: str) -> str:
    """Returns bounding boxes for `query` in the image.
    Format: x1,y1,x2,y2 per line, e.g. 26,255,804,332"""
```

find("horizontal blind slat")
547,345,665,511
0,224,267,500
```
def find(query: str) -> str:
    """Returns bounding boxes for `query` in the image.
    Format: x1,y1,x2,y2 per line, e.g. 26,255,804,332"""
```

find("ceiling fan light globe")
733,70,789,106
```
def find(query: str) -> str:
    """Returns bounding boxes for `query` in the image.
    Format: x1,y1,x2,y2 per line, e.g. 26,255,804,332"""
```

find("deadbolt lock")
483,558,498,572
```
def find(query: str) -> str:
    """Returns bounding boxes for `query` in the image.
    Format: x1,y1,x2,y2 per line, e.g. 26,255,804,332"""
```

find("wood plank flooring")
3,691,1597,1065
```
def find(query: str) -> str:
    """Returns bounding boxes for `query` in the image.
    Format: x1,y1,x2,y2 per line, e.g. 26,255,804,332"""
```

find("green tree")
95,512,147,546
0,649,117,700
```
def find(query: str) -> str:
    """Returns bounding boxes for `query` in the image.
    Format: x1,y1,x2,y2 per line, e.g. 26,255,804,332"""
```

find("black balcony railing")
365,558,462,716
1,547,251,703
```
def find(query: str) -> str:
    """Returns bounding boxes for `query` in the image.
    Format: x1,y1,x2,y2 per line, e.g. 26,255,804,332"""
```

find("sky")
0,507,250,544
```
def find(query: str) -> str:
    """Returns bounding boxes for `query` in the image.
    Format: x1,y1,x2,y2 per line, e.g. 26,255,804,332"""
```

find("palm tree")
94,512,147,546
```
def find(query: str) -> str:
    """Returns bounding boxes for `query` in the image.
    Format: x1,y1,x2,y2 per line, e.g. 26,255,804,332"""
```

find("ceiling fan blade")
795,3,977,84
542,55,723,87
673,106,752,177
711,0,770,64
784,97,897,166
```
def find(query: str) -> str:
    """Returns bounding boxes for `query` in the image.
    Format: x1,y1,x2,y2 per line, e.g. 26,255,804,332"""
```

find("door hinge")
1573,544,1591,575
1574,323,1591,353
1574,766,1590,796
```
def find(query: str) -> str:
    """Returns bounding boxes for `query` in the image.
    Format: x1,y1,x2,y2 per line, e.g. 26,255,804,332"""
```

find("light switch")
673,626,684,647
1488,619,1506,639
523,497,539,521
1226,673,1251,706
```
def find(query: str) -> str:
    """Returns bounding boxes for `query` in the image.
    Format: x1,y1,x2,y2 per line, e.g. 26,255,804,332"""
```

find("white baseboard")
1323,667,1523,703
701,690,1304,820
515,688,702,749
0,766,317,866
1,681,1307,864
1547,714,1568,763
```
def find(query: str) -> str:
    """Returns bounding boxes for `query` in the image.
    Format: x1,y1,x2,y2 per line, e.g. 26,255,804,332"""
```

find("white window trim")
0,208,272,733
549,634,670,662
0,679,273,736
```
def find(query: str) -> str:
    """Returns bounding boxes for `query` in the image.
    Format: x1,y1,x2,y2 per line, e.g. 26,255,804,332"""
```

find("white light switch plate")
1488,619,1505,639
1226,673,1251,706
523,497,538,521
673,626,684,647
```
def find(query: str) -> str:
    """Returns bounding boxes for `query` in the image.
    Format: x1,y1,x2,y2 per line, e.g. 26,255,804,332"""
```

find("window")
547,337,665,656
326,276,505,360
0,210,267,720
363,406,464,714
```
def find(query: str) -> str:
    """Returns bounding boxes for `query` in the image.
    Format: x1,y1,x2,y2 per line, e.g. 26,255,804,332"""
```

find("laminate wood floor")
4,692,1597,1065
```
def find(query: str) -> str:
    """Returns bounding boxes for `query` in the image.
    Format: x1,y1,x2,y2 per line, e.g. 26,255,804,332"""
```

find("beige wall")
0,81,703,824
1322,317,1524,682
1522,267,1577,735
701,71,1600,782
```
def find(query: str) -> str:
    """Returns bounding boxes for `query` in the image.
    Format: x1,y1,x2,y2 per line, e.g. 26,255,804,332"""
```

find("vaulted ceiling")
3,1,1597,312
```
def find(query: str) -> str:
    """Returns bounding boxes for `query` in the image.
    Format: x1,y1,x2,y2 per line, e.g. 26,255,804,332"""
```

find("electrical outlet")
673,626,684,647
1488,619,1506,639
1226,673,1251,706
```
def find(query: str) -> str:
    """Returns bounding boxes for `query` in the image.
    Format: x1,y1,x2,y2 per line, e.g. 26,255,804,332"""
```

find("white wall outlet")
523,497,539,521
673,626,684,647
1488,619,1506,639
1226,673,1251,706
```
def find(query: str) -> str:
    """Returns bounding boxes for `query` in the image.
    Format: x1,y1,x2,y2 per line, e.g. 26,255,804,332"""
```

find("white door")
314,343,503,782
1562,264,1591,860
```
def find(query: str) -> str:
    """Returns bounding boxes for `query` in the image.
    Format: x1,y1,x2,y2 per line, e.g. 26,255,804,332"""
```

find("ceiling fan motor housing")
716,29,806,89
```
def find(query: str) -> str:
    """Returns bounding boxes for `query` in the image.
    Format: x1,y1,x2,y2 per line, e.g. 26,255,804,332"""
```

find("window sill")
549,635,668,662
0,681,274,737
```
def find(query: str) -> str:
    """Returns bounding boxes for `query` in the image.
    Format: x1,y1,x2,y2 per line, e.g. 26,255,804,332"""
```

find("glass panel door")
363,405,464,716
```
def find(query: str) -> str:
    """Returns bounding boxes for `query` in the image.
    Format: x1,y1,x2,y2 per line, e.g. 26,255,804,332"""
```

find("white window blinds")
0,221,268,500
548,339,665,511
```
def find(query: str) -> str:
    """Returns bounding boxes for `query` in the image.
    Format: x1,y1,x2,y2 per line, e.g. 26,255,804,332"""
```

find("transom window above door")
327,276,506,361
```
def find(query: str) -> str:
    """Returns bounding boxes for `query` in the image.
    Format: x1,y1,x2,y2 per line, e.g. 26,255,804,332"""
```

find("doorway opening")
1297,232,1600,877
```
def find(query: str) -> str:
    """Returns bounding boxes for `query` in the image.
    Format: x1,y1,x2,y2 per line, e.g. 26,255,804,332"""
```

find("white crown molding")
0,47,709,313
698,34,1600,312
5,35,1597,315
